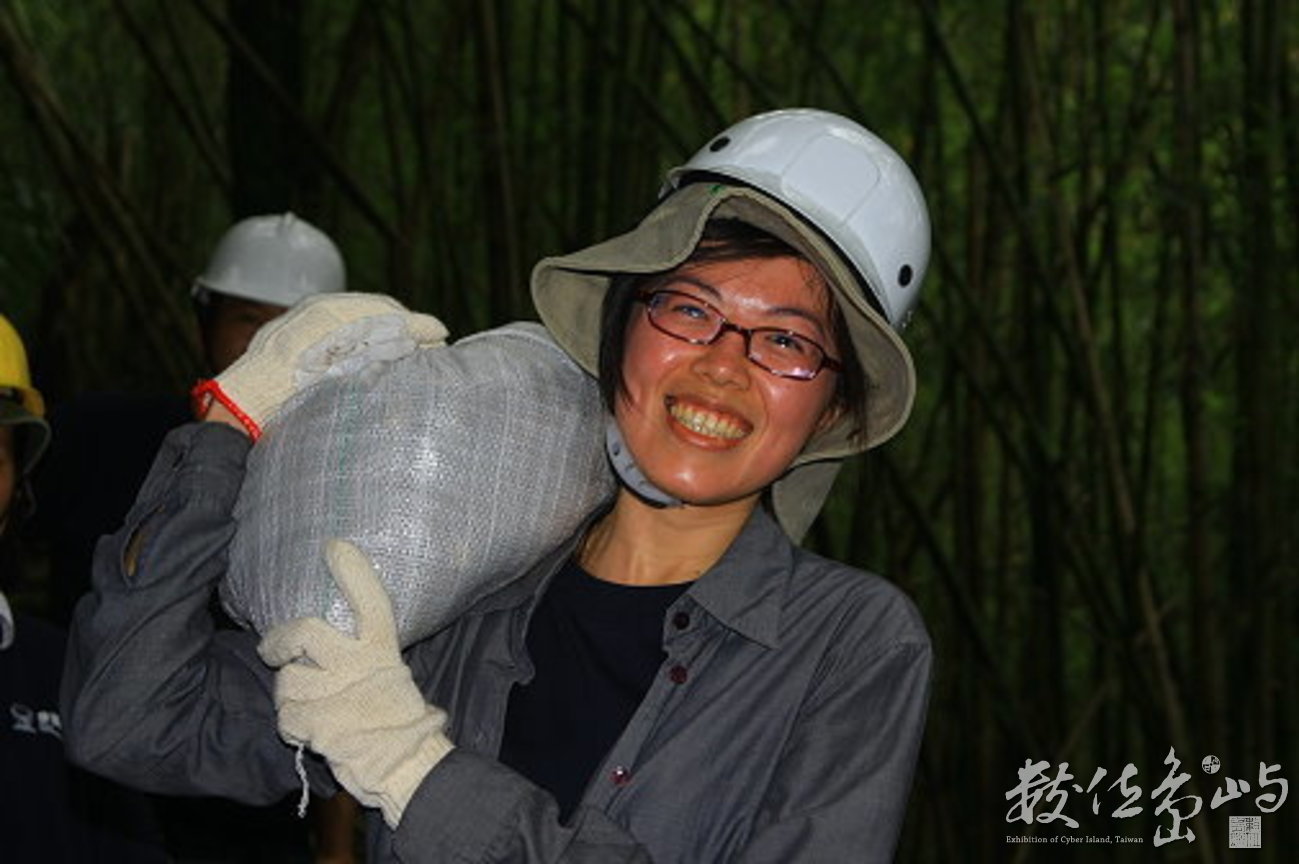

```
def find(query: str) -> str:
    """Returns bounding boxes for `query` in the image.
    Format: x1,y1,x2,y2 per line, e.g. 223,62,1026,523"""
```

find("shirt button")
611,766,632,786
669,664,689,684
671,611,690,630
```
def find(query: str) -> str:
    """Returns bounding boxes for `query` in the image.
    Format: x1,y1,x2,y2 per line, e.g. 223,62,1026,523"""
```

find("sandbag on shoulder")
222,321,614,647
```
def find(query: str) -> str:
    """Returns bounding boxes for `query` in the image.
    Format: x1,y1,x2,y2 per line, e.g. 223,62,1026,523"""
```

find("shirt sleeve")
736,634,932,863
60,422,336,805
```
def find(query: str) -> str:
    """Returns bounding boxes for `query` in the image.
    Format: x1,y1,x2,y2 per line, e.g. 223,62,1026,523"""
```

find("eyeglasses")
637,288,842,381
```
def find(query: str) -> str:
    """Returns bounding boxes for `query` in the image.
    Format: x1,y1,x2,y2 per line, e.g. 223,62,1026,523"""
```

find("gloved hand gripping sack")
221,321,614,648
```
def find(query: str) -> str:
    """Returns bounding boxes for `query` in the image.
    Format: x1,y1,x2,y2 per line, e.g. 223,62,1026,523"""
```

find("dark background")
1,2,1294,861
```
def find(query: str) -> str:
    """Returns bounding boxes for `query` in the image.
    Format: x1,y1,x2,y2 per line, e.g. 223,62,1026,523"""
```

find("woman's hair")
597,218,870,445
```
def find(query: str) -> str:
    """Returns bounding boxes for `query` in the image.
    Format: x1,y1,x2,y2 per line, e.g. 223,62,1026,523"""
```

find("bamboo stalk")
187,0,396,240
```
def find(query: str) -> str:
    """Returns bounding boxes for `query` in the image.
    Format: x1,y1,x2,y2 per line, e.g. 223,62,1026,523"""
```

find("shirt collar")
684,506,793,649
467,501,796,650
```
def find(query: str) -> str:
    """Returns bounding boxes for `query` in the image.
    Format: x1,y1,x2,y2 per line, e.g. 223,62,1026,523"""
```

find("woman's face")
615,254,839,509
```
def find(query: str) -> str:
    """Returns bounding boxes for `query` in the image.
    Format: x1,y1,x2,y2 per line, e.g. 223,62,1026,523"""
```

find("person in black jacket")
1,313,168,863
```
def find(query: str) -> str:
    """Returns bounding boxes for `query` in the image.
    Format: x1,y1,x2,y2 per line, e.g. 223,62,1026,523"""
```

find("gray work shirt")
63,423,931,863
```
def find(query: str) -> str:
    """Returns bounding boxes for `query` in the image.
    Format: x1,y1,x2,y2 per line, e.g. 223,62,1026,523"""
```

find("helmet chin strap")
605,417,683,508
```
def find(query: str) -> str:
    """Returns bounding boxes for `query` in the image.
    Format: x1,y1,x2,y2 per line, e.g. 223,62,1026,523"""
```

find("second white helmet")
664,108,929,330
192,213,346,308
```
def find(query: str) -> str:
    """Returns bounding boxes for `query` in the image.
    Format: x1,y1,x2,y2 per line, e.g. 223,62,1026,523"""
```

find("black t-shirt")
499,559,688,821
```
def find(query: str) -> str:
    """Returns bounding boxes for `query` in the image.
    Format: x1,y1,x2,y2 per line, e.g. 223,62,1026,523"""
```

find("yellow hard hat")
0,315,50,476
0,314,45,417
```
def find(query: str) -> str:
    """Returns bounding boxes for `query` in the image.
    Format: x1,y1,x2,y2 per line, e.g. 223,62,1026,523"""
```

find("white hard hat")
664,108,930,330
192,213,346,307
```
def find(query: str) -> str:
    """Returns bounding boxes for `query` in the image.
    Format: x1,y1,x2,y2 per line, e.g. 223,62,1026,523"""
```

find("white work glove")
257,539,455,828
193,293,449,439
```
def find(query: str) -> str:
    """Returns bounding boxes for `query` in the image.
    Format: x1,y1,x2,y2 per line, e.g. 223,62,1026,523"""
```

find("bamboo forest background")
2,2,1294,861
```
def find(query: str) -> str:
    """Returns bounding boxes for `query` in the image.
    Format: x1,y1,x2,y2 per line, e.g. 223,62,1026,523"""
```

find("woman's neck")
578,488,758,586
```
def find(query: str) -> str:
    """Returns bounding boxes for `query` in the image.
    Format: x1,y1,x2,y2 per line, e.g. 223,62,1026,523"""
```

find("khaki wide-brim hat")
531,183,916,541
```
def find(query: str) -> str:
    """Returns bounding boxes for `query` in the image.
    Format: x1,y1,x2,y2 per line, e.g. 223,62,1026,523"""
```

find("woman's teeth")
669,400,749,440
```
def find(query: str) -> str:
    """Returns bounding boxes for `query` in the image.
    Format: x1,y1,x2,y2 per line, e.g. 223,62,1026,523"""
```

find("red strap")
190,379,263,441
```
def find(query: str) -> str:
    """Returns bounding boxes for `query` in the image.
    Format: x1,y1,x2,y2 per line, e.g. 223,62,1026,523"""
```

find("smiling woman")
62,109,933,864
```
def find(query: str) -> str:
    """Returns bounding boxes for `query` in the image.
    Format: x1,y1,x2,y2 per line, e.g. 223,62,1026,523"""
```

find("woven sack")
221,321,613,646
